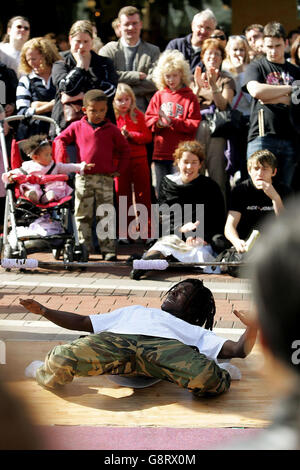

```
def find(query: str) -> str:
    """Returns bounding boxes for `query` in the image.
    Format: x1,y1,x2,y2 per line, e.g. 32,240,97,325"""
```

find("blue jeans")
247,135,297,188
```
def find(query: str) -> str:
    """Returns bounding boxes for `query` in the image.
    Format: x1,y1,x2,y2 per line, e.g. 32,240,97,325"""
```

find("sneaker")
103,253,117,261
25,360,44,378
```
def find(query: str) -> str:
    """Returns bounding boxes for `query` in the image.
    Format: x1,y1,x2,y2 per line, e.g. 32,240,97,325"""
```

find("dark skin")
19,281,257,359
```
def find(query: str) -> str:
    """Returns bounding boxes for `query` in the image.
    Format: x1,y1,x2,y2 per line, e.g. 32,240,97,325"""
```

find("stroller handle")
3,114,61,136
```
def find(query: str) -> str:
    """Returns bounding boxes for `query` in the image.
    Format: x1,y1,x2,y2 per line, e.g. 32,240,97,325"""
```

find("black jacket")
51,50,118,133
165,34,204,73
158,174,225,243
0,61,18,107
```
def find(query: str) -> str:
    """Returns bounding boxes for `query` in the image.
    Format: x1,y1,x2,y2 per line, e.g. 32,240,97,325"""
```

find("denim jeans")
247,135,297,188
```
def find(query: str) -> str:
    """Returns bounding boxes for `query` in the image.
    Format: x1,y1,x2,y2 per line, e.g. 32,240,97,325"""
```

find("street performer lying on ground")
20,278,257,396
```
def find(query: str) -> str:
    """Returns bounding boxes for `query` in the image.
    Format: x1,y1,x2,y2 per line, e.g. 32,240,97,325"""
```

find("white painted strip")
0,280,251,293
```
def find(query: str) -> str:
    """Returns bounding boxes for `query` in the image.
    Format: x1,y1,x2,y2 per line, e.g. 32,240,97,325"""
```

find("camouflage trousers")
36,332,231,397
74,174,116,254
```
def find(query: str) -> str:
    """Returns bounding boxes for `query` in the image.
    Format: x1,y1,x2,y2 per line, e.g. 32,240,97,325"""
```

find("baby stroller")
0,114,88,264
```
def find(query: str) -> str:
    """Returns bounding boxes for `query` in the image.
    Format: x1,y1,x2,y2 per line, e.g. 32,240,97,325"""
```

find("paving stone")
29,286,52,294
0,245,253,341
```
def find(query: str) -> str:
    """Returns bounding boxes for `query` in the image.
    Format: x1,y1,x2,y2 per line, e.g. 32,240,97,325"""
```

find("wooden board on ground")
1,340,276,429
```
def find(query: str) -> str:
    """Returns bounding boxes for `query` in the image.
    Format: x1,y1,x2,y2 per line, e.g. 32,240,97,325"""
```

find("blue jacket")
165,34,204,73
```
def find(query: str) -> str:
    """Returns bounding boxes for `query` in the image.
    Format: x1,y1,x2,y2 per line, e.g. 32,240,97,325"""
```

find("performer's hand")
233,238,247,253
232,309,257,328
20,299,46,316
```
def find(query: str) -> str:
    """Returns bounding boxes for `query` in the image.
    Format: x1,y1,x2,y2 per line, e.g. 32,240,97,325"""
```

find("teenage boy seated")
224,149,292,253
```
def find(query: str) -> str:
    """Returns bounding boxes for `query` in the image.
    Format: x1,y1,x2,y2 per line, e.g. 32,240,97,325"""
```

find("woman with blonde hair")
222,35,251,113
16,37,61,139
50,19,118,138
222,35,252,182
145,50,201,194
113,83,153,241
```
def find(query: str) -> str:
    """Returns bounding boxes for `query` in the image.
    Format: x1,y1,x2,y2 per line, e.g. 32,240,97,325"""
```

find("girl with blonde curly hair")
152,49,193,90
16,37,61,139
145,50,201,194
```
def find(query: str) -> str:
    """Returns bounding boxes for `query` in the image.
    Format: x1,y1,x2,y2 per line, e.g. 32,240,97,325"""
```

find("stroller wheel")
63,242,74,265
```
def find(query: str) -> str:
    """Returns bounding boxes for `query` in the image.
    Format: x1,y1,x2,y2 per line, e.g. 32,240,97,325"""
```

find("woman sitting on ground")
130,140,226,280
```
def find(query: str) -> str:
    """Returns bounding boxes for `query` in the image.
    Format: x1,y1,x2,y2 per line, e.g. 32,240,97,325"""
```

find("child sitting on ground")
2,134,94,204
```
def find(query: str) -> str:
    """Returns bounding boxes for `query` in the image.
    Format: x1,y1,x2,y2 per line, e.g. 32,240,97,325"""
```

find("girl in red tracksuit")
113,83,153,241
145,49,201,195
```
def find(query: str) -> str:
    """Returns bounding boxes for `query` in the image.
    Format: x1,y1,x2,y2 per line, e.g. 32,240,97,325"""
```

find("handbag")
206,91,244,138
61,92,84,124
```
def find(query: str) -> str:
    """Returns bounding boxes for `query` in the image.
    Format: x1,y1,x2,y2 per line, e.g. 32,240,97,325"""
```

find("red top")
53,117,130,175
145,86,201,161
116,109,152,159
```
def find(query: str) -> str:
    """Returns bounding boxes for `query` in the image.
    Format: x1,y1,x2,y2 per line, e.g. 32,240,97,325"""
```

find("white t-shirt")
0,43,19,73
89,305,226,360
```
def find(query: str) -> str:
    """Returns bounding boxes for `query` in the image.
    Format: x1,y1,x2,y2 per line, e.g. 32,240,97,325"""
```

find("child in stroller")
2,134,94,204
1,133,94,263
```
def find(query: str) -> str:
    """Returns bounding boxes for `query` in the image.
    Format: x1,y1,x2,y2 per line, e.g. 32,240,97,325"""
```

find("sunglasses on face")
229,35,247,40
211,34,226,40
16,25,30,31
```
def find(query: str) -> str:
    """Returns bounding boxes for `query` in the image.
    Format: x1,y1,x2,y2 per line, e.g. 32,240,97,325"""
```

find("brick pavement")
0,241,252,330
0,291,250,328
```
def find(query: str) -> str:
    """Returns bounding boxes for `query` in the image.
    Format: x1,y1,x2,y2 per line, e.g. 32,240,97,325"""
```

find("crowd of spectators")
0,6,299,260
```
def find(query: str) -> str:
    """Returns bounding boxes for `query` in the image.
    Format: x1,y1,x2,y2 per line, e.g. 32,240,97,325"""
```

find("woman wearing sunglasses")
0,16,30,74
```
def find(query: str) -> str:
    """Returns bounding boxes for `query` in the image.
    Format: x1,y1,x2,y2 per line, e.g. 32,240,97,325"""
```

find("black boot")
130,268,144,280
